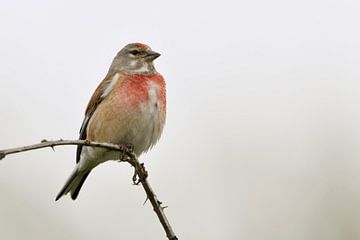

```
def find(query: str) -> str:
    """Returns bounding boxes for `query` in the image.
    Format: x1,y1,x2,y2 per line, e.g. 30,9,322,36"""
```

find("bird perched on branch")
56,43,166,200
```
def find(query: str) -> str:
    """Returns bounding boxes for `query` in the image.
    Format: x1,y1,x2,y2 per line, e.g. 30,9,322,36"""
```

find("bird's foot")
118,143,134,161
132,163,148,185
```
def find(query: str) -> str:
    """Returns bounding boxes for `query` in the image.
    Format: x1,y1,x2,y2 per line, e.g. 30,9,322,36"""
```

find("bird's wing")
76,72,123,163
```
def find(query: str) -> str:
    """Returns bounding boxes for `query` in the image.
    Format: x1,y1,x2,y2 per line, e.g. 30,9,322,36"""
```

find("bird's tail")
55,167,91,201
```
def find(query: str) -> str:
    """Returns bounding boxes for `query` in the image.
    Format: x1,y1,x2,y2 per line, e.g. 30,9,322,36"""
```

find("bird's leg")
118,143,134,162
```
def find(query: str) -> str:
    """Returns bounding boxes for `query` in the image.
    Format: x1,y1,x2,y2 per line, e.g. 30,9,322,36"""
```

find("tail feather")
55,168,91,201
71,171,90,200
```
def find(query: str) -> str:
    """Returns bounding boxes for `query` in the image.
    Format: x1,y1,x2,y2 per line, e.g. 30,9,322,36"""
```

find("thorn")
143,196,149,205
161,206,168,210
0,151,5,160
51,145,55,152
41,139,47,143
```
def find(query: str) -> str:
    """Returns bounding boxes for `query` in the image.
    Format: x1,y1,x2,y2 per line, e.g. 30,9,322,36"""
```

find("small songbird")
56,43,166,200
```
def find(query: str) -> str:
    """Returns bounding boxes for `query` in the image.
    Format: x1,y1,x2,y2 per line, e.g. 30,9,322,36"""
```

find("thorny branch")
0,139,178,240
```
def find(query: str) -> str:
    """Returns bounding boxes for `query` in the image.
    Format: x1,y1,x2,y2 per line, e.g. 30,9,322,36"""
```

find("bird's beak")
146,50,161,60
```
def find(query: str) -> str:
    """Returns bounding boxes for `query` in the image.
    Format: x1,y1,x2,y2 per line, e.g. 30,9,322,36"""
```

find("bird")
55,43,166,201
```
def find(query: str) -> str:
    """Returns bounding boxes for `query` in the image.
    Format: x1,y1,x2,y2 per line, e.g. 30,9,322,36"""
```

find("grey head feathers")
108,43,160,75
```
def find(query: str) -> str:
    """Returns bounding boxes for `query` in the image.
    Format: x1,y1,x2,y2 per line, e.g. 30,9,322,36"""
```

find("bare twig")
0,139,178,240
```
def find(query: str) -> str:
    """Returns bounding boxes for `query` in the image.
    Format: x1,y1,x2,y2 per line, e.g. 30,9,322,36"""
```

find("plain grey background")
0,0,359,239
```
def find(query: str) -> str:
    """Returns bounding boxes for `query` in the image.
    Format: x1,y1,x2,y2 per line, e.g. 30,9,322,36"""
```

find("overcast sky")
0,0,359,239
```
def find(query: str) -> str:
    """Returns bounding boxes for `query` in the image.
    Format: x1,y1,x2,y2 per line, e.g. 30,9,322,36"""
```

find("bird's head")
109,43,161,74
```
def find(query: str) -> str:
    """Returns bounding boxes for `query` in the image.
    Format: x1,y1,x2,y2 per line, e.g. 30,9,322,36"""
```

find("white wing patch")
101,73,121,98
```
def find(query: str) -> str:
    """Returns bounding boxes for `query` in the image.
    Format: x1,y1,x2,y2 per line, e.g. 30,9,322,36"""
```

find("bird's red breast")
115,73,166,111
85,72,166,149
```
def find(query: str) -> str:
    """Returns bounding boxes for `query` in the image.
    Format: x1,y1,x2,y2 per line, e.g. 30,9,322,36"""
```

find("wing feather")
76,72,121,162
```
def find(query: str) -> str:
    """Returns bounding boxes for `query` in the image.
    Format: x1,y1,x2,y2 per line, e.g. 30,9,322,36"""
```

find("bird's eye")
130,50,140,55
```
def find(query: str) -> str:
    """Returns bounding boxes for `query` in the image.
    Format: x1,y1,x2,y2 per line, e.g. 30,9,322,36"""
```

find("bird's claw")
132,170,140,185
118,143,134,161
132,163,148,185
